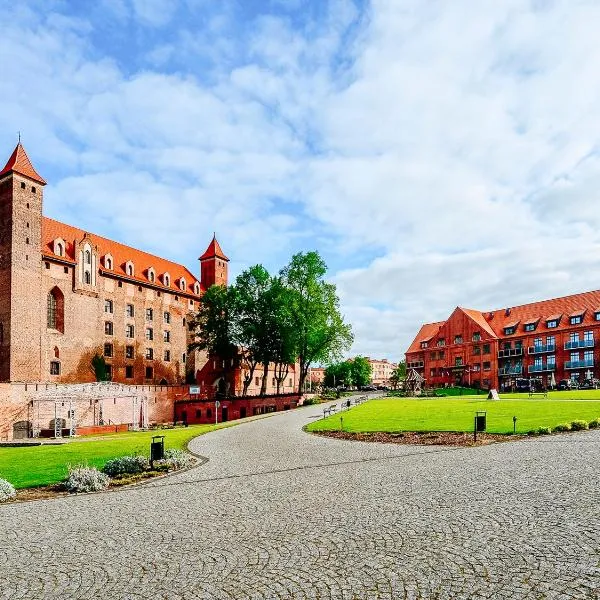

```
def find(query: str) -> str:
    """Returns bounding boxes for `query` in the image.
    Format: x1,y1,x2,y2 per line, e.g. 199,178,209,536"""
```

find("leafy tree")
280,251,353,394
389,361,406,389
188,284,239,396
269,279,297,395
351,356,372,388
324,361,353,388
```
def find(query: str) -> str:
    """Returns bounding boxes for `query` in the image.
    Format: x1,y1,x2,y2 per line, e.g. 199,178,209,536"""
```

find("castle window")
125,345,134,359
104,343,113,358
105,321,113,335
104,299,113,313
145,348,154,360
148,268,155,283
145,328,153,341
126,324,135,338
47,287,64,333
145,308,153,321
50,361,60,375
104,255,113,270
125,366,134,378
164,349,171,362
145,366,153,379
45,262,50,269
163,330,170,343
21,182,25,189
85,250,91,265
179,278,186,291
32,187,36,194
193,282,200,295
126,304,134,318
84,271,91,284
182,353,186,363
53,238,64,255
164,311,171,324
183,318,186,327
64,267,68,274
26,237,29,244
105,364,112,380
163,273,170,287
54,346,59,358
118,281,123,288
126,262,134,277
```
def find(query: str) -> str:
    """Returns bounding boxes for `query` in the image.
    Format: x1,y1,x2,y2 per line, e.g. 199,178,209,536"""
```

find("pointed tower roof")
199,235,229,261
0,143,46,185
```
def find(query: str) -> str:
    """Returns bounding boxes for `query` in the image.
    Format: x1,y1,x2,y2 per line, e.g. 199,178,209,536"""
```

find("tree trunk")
260,362,269,396
297,361,309,394
242,361,258,397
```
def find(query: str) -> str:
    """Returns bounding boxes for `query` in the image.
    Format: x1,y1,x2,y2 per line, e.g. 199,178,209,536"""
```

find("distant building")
367,358,397,386
405,291,600,390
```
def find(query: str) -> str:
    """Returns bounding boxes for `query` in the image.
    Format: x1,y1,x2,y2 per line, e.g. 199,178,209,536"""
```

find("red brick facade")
406,294,600,390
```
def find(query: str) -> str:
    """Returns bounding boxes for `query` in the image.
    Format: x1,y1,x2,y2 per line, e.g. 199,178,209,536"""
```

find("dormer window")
53,238,65,257
504,327,515,335
547,320,558,328
420,341,428,349
163,272,171,287
193,281,200,295
104,254,113,270
125,261,134,277
179,277,186,291
148,267,156,283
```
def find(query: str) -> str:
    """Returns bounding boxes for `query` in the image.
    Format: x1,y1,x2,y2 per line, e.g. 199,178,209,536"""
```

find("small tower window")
84,271,91,284
126,261,134,277
163,272,170,287
85,250,91,265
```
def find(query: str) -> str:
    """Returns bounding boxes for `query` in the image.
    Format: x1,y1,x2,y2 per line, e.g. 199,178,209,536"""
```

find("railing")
407,361,424,368
528,363,556,373
564,339,594,350
565,359,594,369
498,348,523,358
528,344,555,354
499,366,523,375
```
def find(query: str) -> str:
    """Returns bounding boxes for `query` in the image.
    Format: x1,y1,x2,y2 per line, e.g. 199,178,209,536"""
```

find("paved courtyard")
1,398,599,599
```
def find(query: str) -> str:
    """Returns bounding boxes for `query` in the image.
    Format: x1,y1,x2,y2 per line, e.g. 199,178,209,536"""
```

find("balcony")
528,344,556,354
565,359,594,369
499,366,523,375
564,339,594,350
498,348,523,358
408,361,424,369
528,363,556,373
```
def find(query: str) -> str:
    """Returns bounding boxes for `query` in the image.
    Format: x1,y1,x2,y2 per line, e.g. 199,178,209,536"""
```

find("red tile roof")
42,217,203,296
0,143,46,185
199,235,229,261
407,289,600,355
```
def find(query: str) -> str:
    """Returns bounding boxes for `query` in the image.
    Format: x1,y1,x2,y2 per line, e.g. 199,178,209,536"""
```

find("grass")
306,396,600,436
0,421,238,489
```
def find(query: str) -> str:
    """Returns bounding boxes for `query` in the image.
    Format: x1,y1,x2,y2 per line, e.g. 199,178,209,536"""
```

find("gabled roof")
459,307,498,338
42,217,204,296
0,143,46,185
406,321,444,353
199,235,229,262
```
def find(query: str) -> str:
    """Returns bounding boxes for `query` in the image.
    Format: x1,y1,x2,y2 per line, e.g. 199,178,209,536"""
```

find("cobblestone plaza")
1,401,599,599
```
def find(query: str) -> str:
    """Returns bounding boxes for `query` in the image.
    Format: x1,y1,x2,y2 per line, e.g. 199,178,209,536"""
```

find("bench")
528,390,548,398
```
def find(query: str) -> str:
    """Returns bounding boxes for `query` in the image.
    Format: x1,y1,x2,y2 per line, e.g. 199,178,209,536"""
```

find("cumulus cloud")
2,0,600,362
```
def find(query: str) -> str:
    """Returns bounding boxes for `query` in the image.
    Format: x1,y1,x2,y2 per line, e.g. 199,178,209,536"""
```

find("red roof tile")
0,143,46,185
199,235,229,261
406,321,444,353
42,217,203,296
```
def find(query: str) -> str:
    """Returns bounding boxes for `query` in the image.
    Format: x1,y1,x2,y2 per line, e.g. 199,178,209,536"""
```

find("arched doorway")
13,420,31,439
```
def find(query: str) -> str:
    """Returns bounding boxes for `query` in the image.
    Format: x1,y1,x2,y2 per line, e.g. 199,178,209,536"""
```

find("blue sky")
3,0,600,362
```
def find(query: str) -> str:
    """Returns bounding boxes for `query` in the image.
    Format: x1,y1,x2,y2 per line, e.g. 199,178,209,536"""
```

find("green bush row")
527,418,600,436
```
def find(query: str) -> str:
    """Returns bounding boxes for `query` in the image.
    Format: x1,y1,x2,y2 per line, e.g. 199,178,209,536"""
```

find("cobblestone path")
1,399,599,599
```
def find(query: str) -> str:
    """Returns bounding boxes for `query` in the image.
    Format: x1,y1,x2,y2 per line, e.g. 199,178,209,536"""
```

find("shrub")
526,429,538,436
64,466,109,493
570,420,588,431
153,449,195,472
102,455,149,478
553,423,571,433
588,418,600,429
302,398,317,406
537,427,552,435
0,478,16,503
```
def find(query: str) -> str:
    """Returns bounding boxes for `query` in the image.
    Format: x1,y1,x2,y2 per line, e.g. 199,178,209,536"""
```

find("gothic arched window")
85,250,91,265
47,287,64,333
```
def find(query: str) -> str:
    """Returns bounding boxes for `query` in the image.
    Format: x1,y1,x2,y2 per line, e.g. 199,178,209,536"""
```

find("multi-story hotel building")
405,290,600,390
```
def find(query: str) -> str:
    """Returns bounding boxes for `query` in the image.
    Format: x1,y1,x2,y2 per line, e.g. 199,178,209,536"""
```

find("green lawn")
0,422,238,489
306,397,600,435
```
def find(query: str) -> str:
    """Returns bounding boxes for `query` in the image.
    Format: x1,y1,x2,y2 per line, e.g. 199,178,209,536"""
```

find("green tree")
389,361,406,390
189,284,239,397
235,265,281,397
280,251,353,394
351,356,372,388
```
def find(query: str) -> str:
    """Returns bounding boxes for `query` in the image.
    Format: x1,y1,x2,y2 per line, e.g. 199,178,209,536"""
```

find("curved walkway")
1,398,599,599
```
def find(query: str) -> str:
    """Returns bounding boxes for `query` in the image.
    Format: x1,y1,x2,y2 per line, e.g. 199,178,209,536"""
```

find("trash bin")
475,411,487,432
150,435,165,466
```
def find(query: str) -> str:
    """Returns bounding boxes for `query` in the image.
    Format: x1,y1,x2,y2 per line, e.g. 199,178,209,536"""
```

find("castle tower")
0,143,46,381
199,235,229,288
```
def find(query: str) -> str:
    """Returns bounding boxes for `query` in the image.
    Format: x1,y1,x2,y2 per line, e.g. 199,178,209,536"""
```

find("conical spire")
0,143,46,185
199,234,229,261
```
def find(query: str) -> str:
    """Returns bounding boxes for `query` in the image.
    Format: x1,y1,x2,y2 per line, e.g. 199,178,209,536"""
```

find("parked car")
558,379,579,390
361,385,377,391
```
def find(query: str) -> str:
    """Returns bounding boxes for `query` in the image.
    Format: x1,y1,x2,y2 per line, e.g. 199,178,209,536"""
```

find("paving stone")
0,400,599,599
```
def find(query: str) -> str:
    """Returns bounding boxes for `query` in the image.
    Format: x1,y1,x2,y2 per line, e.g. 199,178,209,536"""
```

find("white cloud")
3,0,600,363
